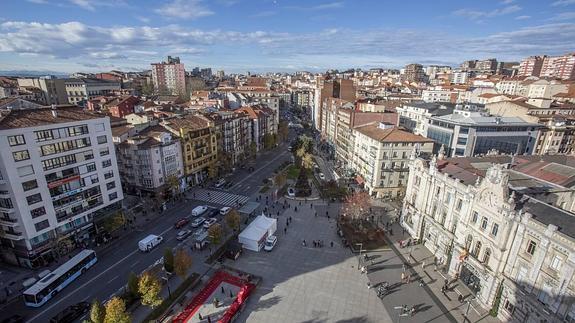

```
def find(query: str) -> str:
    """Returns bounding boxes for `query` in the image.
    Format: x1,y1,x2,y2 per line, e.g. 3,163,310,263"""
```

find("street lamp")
356,243,363,270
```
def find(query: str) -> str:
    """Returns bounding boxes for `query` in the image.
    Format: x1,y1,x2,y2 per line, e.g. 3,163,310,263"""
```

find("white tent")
238,215,277,252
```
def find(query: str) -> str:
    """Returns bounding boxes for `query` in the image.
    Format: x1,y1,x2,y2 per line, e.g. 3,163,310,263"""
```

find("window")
30,206,46,219
12,150,30,162
97,135,107,144
0,198,13,209
26,193,42,205
104,170,113,180
34,219,50,232
465,235,473,250
8,135,25,146
472,241,482,258
481,217,488,230
483,248,491,266
550,255,562,271
471,211,478,223
102,160,112,168
108,192,118,200
95,123,105,132
491,223,499,237
99,147,109,156
503,300,515,315
22,180,38,192
87,163,97,173
455,199,463,211
17,165,34,177
106,181,116,190
527,240,537,256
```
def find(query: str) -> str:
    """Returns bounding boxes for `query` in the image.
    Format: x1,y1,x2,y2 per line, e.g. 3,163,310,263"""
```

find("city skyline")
1,0,574,73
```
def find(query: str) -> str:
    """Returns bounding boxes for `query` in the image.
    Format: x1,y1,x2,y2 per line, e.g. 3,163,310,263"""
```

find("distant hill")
0,70,69,77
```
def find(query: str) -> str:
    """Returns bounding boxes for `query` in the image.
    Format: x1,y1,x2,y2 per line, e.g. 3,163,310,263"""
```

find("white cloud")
135,16,151,23
70,0,95,10
552,0,575,6
286,2,344,11
501,0,514,4
250,11,277,18
515,15,531,20
548,12,575,21
26,0,48,4
1,20,574,72
68,0,128,11
454,5,522,20
155,0,213,19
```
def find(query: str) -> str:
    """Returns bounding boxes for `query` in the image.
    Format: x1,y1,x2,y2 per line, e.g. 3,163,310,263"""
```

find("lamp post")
356,243,363,270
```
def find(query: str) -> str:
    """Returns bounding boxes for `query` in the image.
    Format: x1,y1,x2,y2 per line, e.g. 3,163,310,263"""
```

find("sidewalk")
363,208,501,323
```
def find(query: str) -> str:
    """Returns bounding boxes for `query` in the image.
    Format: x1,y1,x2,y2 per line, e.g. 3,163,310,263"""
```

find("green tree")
274,172,287,188
248,142,257,159
278,121,289,143
138,272,162,308
174,248,193,280
208,223,223,245
217,151,233,173
225,209,241,232
104,296,130,323
127,272,139,300
89,298,105,323
166,175,180,198
140,82,154,97
163,248,174,273
207,162,218,179
263,133,274,150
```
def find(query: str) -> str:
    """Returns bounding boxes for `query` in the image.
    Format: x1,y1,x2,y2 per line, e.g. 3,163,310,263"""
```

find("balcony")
3,230,24,240
0,216,19,227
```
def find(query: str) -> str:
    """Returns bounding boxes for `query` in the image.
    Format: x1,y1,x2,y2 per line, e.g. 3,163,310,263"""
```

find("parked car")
214,178,226,188
264,235,277,251
318,173,326,180
174,218,189,229
203,217,218,229
287,187,295,197
49,302,90,323
220,206,231,215
191,205,208,216
138,234,163,252
224,181,234,189
176,229,192,241
191,217,206,228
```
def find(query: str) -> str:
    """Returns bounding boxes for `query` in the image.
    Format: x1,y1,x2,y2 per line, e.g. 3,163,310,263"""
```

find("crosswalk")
188,188,249,207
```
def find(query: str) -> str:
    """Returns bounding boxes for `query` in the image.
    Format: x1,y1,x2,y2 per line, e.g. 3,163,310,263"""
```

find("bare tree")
341,191,371,223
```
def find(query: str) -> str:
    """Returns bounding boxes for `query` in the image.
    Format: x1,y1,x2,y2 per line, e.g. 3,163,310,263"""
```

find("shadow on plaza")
300,316,372,323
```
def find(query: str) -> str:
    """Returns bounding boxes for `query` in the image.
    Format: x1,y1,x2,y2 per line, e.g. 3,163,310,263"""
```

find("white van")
191,205,208,217
138,234,163,252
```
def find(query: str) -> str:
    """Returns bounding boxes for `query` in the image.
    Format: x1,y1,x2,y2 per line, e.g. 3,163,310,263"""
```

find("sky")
0,0,574,74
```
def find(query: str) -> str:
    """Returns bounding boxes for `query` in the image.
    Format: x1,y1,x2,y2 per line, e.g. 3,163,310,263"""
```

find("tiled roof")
354,124,433,143
0,107,105,130
164,115,210,130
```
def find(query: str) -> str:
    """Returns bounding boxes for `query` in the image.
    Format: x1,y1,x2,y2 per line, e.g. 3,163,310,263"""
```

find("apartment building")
115,125,183,197
540,53,575,80
313,77,356,130
205,111,252,165
16,77,68,105
237,105,277,152
396,102,457,137
426,110,540,157
162,115,216,187
404,64,425,83
64,78,121,105
402,154,575,322
518,56,546,77
0,107,122,268
151,56,186,96
350,123,433,198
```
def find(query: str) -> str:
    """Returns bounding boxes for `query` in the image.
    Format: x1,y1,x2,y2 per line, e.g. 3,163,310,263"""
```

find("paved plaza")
225,199,393,323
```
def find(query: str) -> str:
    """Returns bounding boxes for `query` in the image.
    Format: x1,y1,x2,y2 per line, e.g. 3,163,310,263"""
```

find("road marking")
107,275,119,284
130,260,141,268
27,249,139,322
230,151,288,189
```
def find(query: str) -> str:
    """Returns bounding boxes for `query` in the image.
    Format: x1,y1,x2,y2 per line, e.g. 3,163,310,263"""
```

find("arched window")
465,235,473,250
483,248,491,266
472,241,482,258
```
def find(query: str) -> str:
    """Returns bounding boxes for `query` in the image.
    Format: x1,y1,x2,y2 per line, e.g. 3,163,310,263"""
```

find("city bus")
23,249,97,307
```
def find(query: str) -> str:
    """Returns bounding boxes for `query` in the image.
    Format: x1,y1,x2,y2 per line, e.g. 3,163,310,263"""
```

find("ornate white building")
402,152,575,322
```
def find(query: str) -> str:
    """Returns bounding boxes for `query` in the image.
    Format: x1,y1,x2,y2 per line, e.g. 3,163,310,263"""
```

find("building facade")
64,78,121,105
0,107,122,268
151,56,186,96
17,77,68,105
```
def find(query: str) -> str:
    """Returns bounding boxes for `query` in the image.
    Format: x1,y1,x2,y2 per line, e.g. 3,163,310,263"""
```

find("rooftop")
354,124,433,143
0,107,106,130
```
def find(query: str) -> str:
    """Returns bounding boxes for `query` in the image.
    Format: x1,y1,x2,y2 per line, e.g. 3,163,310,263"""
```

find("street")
0,139,293,323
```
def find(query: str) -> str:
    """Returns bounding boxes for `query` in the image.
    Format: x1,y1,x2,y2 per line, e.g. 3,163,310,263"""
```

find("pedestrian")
283,205,285,210
315,212,317,217
407,274,411,283
410,306,415,317
310,203,313,209
421,260,425,270
208,316,212,323
331,241,334,247
284,227,287,234
302,239,306,247
458,294,464,303
277,211,280,216
221,286,225,294
290,216,293,222
389,228,393,235
295,206,298,212
419,279,424,287
299,201,302,206
326,211,329,217
401,272,406,283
